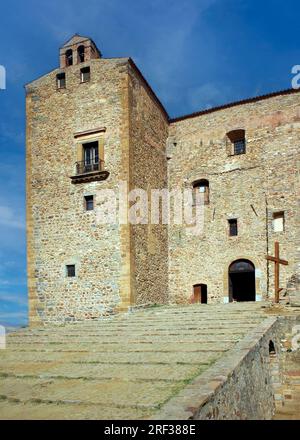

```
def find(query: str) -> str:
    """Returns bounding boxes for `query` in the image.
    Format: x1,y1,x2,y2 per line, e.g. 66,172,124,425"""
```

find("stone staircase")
0,303,270,419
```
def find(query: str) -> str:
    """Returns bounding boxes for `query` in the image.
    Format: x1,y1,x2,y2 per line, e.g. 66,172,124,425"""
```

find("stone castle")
26,35,300,325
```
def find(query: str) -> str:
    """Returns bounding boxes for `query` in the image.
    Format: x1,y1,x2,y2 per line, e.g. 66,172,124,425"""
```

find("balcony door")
84,142,99,171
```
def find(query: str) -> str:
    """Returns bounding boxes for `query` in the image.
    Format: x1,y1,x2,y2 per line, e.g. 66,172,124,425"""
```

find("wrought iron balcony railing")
75,159,105,175
71,159,109,184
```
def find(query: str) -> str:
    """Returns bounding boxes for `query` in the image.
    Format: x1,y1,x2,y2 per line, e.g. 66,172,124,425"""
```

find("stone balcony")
70,160,109,184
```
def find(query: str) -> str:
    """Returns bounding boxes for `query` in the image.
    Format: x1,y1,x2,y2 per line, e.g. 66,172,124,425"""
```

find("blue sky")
0,0,299,327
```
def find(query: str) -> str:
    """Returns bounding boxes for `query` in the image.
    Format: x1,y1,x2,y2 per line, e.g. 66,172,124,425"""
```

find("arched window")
65,49,73,66
193,179,209,205
227,129,246,155
269,340,276,355
77,45,85,63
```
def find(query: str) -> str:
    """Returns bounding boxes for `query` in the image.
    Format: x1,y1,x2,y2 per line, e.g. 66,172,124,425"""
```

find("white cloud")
0,205,25,230
36,0,116,42
187,82,232,110
0,311,27,320
0,293,27,306
0,278,27,287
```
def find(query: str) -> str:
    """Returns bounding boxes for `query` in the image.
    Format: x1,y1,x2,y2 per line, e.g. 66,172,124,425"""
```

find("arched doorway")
229,259,256,302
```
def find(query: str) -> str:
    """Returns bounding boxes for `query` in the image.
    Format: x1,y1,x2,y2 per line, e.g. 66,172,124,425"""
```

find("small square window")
228,219,238,236
66,264,76,277
273,212,284,232
56,73,66,89
227,130,246,156
84,195,94,211
80,67,90,83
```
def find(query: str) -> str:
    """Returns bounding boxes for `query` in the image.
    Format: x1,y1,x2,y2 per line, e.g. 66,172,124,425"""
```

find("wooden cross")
266,241,289,303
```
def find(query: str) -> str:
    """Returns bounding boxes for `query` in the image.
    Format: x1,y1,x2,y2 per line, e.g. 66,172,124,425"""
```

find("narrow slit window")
229,219,238,236
66,264,76,277
85,195,94,211
273,212,285,232
56,73,66,89
80,67,90,83
65,49,73,67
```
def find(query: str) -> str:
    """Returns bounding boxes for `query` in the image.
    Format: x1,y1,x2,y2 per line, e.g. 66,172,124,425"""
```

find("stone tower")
26,35,169,325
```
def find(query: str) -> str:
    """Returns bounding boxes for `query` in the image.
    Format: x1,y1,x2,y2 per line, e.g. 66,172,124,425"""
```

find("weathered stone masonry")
26,35,300,324
168,93,300,304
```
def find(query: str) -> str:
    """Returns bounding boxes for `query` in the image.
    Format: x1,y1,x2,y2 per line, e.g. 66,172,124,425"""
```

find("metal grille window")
56,73,66,89
233,139,246,155
229,219,238,236
85,195,94,211
227,130,246,156
80,67,90,82
66,265,76,277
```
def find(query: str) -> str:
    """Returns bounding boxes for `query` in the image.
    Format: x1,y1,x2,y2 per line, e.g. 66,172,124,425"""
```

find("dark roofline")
128,58,169,122
170,88,300,123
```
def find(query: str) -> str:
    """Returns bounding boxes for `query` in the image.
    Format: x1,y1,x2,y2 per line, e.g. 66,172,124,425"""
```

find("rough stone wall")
168,92,300,304
127,63,169,305
195,319,279,420
26,57,132,325
153,315,281,420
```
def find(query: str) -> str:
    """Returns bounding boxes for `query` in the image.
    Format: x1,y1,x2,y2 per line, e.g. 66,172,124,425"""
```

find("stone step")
5,342,235,353
0,350,221,365
0,362,207,381
7,335,243,345
0,401,153,420
0,303,272,420
0,377,183,407
8,325,261,336
12,322,262,334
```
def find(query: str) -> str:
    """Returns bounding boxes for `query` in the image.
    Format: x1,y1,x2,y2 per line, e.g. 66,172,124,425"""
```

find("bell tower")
59,34,102,68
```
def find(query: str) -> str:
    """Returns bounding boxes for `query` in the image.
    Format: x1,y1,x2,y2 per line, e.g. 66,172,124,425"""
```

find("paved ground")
0,303,269,419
